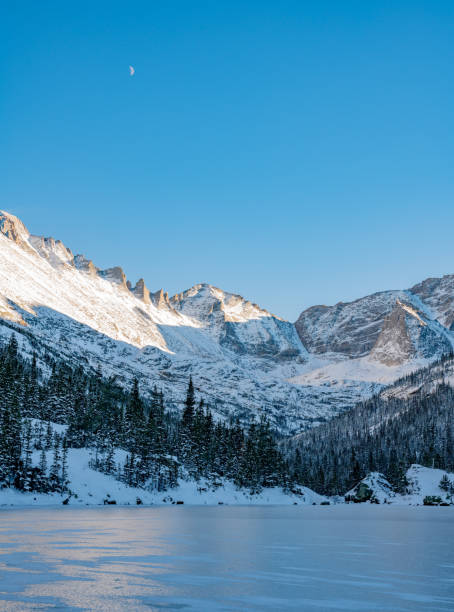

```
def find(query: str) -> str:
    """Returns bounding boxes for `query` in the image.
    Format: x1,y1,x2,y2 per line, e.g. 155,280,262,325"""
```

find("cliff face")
369,304,414,366
295,292,401,358
295,288,454,365
410,275,454,330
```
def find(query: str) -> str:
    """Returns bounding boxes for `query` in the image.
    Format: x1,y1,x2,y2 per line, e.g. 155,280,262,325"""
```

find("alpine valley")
1,209,454,506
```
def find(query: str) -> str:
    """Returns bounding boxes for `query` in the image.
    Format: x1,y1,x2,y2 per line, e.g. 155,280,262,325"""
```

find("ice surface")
0,506,453,611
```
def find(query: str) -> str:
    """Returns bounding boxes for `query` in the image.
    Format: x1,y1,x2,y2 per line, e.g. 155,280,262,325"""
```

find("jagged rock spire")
151,288,171,309
132,278,151,304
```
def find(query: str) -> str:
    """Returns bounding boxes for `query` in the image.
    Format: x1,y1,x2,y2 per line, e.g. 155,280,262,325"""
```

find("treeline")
5,331,454,500
289,381,454,495
385,351,454,391
0,334,292,495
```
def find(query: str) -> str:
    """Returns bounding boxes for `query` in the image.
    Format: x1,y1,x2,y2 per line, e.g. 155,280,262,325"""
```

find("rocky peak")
295,291,401,357
0,211,79,266
0,210,33,252
369,299,452,366
410,274,454,330
170,284,218,320
151,288,171,309
170,283,276,324
28,235,75,268
132,278,151,304
168,283,304,361
98,266,129,290
73,254,98,276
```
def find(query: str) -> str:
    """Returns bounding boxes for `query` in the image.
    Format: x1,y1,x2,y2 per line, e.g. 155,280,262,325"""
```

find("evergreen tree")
61,438,69,492
49,436,62,492
22,420,33,491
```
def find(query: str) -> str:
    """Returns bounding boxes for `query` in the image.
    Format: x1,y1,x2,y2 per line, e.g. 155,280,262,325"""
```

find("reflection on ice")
0,506,453,611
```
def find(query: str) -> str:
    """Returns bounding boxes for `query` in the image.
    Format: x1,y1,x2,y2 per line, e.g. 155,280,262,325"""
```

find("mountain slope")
292,284,454,391
410,275,454,330
0,211,306,362
287,365,454,495
171,283,305,359
1,209,454,435
295,288,454,360
1,210,349,434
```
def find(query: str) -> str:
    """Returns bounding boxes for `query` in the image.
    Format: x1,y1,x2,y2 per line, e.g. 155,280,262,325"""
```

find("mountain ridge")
1,209,454,434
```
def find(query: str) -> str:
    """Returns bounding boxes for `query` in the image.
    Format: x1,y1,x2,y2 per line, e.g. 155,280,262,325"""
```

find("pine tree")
182,377,195,430
440,474,450,491
180,377,196,470
49,435,62,492
38,447,48,492
45,421,53,450
22,420,34,491
124,378,145,453
61,438,69,492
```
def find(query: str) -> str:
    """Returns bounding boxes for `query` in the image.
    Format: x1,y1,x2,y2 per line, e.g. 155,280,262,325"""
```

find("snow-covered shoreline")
1,458,452,509
0,445,324,508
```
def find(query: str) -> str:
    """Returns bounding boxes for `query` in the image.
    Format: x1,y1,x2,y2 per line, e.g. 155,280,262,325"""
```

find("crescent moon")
129,65,135,76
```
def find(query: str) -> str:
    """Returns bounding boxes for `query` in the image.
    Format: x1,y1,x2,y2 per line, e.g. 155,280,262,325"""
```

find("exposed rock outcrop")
29,236,74,268
74,254,98,276
0,210,35,254
295,292,400,357
295,284,454,363
369,303,414,366
368,300,452,366
170,283,306,361
410,275,454,330
151,288,172,309
98,266,129,290
132,278,151,304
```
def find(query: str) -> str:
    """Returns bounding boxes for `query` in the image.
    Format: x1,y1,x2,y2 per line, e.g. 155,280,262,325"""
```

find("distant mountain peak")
74,254,98,276
29,235,75,268
0,210,32,249
98,266,129,290
170,283,280,324
151,288,172,309
132,278,151,304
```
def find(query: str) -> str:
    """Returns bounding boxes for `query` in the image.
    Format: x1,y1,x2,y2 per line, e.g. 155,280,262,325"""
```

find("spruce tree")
49,436,62,492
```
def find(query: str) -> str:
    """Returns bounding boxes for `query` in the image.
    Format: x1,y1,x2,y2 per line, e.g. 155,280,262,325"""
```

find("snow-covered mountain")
292,284,454,389
1,209,454,434
170,284,304,359
379,352,454,402
0,211,304,360
0,210,339,434
295,288,454,361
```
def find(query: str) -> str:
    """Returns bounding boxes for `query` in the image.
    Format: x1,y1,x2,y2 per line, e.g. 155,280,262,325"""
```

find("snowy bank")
0,447,325,507
2,448,453,508
346,465,454,505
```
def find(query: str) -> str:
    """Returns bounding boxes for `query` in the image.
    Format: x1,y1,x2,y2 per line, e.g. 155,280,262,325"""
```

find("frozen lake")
0,506,453,611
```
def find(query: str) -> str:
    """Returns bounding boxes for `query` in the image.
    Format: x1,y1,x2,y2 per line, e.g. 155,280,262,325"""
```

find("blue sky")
2,1,453,320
